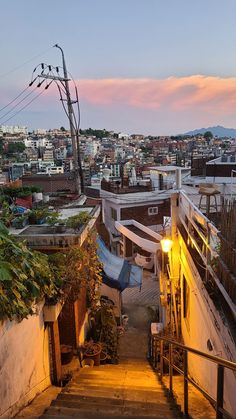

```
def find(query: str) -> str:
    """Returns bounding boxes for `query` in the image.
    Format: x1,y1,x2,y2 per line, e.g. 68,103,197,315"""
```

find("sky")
1,0,236,135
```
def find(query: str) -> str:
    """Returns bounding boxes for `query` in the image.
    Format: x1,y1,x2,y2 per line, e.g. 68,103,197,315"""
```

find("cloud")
75,75,236,115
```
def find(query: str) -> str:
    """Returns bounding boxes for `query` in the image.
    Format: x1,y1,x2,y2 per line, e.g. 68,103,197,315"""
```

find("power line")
0,86,31,114
0,86,38,123
0,46,53,79
0,89,45,125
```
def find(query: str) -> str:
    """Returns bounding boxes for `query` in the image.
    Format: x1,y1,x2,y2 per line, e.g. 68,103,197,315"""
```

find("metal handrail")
151,335,236,419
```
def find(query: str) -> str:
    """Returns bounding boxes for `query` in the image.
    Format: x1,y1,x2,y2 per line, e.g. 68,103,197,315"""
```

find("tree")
60,126,66,131
204,131,213,143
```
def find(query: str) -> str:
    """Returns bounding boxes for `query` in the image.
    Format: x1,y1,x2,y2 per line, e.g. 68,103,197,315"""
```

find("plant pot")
84,343,102,366
81,358,94,368
61,345,74,365
36,217,46,225
100,351,107,364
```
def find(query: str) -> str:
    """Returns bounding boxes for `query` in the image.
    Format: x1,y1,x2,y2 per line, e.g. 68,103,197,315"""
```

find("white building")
0,125,28,135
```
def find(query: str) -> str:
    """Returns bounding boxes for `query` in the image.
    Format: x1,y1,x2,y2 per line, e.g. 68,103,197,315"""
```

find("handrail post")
169,343,173,394
160,340,164,380
153,337,157,368
216,364,224,419
183,350,188,416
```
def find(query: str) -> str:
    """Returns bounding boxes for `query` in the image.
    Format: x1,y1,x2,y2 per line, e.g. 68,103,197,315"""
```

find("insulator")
49,65,52,71
29,76,37,86
41,63,44,69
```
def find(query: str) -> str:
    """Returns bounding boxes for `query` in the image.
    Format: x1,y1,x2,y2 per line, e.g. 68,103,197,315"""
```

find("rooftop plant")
65,211,92,230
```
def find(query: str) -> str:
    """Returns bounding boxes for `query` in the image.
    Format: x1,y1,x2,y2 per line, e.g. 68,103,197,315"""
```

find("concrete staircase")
40,359,180,418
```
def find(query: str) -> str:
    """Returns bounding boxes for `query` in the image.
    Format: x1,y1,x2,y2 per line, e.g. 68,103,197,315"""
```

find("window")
183,275,190,319
148,206,158,216
111,207,117,220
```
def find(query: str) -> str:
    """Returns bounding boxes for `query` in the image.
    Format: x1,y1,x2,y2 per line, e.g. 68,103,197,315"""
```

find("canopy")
97,238,142,291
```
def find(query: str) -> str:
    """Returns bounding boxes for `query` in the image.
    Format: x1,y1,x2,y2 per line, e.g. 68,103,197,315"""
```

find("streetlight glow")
160,238,173,253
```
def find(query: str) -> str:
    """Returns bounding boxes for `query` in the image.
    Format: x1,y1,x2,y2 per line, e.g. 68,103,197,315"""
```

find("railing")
150,335,236,419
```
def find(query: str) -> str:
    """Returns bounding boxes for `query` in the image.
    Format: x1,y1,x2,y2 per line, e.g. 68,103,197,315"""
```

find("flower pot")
84,343,102,366
36,217,46,225
100,351,107,364
81,358,94,368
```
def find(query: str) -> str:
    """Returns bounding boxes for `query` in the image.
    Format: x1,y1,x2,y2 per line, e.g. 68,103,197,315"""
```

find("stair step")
42,405,175,418
56,393,173,409
51,398,173,413
66,383,164,393
64,386,166,399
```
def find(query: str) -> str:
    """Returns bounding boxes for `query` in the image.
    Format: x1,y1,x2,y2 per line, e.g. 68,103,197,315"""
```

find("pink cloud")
75,75,236,115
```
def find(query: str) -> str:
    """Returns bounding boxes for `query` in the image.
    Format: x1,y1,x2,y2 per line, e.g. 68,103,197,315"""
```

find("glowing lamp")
160,238,173,253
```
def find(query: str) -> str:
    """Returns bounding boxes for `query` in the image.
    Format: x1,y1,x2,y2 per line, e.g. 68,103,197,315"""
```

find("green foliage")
89,299,118,361
5,142,26,154
0,223,59,321
48,233,102,309
2,186,32,198
204,131,213,140
46,211,60,226
79,128,111,139
66,211,91,230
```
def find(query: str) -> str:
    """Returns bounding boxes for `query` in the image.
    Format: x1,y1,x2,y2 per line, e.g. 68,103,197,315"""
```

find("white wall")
180,244,236,417
0,302,51,419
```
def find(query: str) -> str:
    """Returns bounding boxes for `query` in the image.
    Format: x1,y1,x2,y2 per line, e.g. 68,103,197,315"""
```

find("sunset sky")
1,0,236,135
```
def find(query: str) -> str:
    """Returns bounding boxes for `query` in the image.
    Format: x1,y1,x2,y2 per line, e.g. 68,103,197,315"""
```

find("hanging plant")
0,222,59,321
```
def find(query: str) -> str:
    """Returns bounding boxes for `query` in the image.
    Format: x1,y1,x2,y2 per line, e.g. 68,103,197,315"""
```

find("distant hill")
184,125,236,137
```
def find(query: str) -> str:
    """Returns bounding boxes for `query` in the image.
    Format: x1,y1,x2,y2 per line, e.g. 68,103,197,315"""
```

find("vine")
0,222,59,321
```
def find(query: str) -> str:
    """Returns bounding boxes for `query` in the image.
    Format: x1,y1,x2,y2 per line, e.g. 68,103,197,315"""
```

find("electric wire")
0,46,53,78
0,86,31,114
0,89,46,126
0,86,39,123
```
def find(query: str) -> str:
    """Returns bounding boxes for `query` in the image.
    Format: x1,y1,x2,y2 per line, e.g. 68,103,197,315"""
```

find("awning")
97,238,142,291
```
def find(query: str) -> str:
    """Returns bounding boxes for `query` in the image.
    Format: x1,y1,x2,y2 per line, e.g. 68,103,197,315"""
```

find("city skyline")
1,0,236,134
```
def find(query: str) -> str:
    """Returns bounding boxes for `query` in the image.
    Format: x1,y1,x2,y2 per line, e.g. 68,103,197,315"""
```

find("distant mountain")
184,125,236,137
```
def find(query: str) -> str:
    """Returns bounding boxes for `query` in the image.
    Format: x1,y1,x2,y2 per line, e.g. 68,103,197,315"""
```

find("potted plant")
29,208,49,224
66,211,91,230
83,341,102,366
11,215,29,229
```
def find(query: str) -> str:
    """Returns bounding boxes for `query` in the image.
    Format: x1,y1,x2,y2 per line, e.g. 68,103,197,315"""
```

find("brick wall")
121,199,170,226
22,174,78,194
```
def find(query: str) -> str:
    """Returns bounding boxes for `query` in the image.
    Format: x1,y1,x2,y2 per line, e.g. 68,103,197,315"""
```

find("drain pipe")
175,168,182,190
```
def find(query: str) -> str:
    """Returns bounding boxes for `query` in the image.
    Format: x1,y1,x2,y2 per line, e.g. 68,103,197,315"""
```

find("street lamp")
160,238,173,254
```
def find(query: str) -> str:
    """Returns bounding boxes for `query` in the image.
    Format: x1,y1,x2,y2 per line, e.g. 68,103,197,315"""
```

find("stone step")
68,377,162,391
50,399,174,415
41,405,176,418
62,389,170,404
56,393,172,409
64,384,166,398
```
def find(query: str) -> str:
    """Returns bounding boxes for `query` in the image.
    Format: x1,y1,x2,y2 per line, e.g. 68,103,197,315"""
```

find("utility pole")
54,44,83,194
33,44,84,194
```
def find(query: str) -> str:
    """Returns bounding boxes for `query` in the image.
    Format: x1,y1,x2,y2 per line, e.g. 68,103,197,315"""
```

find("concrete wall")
0,303,51,419
180,241,236,416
